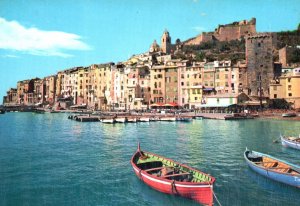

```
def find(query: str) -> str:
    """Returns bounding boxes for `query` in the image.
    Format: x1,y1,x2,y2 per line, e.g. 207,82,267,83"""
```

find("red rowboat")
131,143,216,205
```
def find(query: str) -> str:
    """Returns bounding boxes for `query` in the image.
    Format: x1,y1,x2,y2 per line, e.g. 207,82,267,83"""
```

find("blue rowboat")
244,148,300,188
281,134,300,150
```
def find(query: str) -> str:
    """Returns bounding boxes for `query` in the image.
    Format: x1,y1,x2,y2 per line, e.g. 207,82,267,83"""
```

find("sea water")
0,113,300,206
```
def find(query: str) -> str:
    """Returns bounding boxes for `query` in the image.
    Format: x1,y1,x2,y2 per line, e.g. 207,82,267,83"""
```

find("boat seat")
268,167,290,172
162,172,190,178
144,166,173,172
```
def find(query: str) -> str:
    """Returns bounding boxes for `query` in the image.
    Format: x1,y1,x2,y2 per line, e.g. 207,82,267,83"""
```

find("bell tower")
161,30,171,54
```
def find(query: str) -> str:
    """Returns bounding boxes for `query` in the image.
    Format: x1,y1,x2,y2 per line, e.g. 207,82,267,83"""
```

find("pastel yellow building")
269,68,300,109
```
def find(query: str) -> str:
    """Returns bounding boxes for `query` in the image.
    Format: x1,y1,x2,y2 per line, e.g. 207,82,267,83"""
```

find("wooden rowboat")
244,148,300,188
131,144,215,205
281,134,300,150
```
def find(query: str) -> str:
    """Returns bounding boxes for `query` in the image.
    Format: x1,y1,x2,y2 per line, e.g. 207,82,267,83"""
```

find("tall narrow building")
161,30,171,54
245,33,275,97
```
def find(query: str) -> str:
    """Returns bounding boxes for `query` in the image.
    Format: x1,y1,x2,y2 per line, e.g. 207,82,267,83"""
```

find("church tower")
161,30,171,54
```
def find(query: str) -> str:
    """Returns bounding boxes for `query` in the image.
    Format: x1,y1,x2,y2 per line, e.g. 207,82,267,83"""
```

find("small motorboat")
244,148,300,187
101,118,115,124
127,117,137,123
280,134,300,150
139,117,150,122
160,116,176,121
131,143,216,205
115,117,126,123
282,113,297,117
176,117,193,122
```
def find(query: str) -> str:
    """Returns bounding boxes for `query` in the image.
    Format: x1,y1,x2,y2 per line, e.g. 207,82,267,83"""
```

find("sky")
0,0,300,101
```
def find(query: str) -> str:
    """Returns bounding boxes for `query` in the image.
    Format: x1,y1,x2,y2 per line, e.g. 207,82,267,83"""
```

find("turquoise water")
0,113,300,206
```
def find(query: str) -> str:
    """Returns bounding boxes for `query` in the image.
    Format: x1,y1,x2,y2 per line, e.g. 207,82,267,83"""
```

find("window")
288,85,292,90
182,98,185,104
288,78,291,83
225,74,228,79
273,86,277,91
274,94,277,98
216,74,219,79
195,97,198,100
181,82,184,86
258,43,261,47
288,93,292,97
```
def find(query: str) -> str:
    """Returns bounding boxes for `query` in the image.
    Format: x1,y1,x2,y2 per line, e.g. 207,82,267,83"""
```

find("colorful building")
269,68,300,109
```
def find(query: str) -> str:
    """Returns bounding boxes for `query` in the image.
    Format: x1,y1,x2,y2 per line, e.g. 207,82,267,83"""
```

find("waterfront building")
269,68,300,109
60,67,80,103
17,79,39,105
112,64,126,110
55,71,64,100
245,33,276,97
202,62,216,92
199,93,250,112
214,60,241,94
33,79,44,104
43,75,57,105
178,60,203,108
3,88,18,105
151,62,178,104
93,63,114,110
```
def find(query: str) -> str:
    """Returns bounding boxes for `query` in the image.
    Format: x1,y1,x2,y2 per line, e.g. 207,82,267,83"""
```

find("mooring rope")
213,190,222,206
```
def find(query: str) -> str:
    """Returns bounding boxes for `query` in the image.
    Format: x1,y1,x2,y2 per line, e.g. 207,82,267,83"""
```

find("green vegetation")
266,99,292,109
181,39,245,63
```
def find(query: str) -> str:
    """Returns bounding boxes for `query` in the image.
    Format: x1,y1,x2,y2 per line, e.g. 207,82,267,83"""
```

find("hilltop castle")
184,18,256,45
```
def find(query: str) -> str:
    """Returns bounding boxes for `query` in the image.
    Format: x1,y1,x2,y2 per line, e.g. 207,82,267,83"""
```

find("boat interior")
285,136,300,142
246,151,300,175
135,152,212,183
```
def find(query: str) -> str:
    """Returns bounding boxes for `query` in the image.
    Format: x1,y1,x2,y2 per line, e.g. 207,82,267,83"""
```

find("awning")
203,88,214,91
164,103,179,107
150,103,163,107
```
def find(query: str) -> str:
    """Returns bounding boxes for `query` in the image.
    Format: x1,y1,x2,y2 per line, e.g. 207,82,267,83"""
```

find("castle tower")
161,30,171,54
245,33,275,97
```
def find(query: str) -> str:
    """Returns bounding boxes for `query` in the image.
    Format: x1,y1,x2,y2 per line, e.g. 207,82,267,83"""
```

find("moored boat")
282,113,297,117
115,117,126,123
244,148,300,187
131,144,216,205
280,134,300,150
139,117,150,122
127,117,137,123
176,117,193,122
101,118,115,124
160,116,176,121
0,109,5,114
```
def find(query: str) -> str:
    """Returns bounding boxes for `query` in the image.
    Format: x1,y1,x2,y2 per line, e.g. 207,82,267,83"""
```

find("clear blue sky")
0,0,300,101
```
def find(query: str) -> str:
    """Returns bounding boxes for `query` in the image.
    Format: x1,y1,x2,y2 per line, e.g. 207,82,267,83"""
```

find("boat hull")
115,118,126,123
244,150,300,188
101,119,115,124
281,135,300,150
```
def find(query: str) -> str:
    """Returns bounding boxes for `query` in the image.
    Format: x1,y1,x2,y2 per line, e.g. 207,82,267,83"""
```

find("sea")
0,112,300,206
